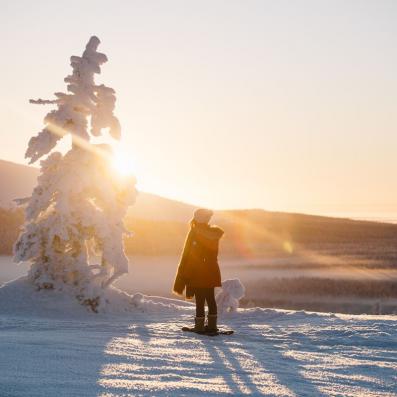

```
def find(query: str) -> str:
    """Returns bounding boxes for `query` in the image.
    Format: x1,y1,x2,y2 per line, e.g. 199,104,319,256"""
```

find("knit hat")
193,208,213,224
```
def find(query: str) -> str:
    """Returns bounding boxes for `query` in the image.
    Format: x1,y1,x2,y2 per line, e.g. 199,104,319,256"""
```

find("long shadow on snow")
220,319,326,397
267,319,397,395
94,312,397,396
95,314,397,396
97,315,325,396
0,316,130,397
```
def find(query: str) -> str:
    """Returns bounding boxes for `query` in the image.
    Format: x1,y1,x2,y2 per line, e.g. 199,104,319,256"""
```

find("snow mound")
0,277,193,319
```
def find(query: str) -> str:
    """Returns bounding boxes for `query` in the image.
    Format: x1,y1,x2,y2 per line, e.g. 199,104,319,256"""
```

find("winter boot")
194,316,205,333
207,314,218,332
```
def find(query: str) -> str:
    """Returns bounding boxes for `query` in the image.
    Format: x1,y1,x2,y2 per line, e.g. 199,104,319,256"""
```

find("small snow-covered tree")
14,36,136,311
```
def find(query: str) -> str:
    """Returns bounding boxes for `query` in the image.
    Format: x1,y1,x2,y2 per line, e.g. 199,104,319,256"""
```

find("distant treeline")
124,218,188,255
1,207,397,265
0,208,24,255
242,276,397,315
247,276,397,299
0,207,189,256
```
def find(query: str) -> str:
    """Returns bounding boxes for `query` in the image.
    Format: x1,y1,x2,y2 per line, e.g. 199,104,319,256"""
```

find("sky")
0,0,396,217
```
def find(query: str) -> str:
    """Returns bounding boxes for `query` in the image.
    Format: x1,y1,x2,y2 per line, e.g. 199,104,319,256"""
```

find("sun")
112,148,135,176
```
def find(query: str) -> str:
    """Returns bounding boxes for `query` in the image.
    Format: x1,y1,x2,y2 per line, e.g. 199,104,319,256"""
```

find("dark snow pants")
194,287,217,317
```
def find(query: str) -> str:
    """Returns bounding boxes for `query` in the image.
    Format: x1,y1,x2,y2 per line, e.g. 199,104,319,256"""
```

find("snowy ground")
0,278,396,396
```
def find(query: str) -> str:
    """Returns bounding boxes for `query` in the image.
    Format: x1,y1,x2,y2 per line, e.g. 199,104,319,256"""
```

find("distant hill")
0,160,39,207
1,159,397,265
0,159,196,222
128,192,196,222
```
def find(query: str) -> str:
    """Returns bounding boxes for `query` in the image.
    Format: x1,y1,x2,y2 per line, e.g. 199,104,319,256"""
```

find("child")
173,208,224,333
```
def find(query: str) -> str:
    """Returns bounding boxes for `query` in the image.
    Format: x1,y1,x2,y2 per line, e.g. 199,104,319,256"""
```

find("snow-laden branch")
29,99,59,105
24,36,120,164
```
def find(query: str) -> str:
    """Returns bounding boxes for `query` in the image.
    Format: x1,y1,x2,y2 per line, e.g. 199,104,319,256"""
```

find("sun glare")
112,149,135,176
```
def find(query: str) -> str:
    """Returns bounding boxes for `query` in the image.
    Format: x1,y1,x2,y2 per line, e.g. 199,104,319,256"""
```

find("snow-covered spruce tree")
14,36,136,312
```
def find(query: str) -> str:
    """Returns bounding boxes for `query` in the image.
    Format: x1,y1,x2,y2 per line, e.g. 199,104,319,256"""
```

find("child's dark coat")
173,222,224,299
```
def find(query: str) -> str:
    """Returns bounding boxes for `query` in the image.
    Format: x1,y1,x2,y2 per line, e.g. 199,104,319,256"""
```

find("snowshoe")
182,326,234,336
